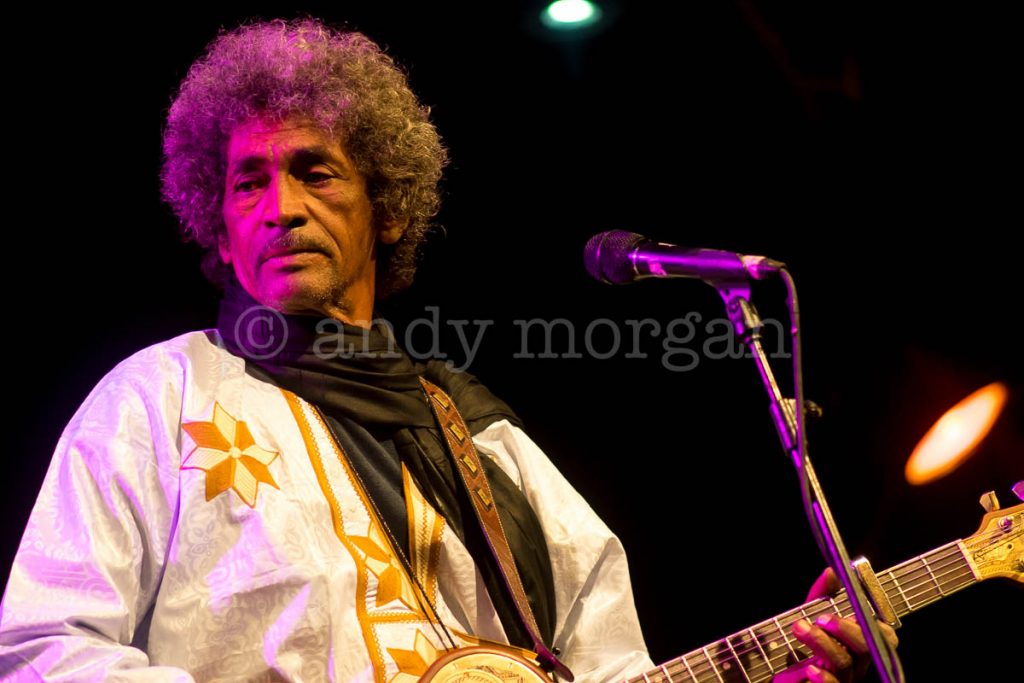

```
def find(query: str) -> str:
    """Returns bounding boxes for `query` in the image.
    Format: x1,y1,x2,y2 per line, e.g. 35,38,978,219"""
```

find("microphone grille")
583,230,646,284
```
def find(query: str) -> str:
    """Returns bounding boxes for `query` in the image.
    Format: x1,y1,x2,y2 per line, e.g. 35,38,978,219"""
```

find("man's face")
220,118,403,324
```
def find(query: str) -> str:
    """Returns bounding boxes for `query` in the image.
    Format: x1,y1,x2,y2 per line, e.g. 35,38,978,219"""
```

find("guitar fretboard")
628,541,975,683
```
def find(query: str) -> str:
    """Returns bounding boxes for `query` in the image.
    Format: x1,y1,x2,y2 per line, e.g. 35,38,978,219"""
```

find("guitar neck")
632,540,977,683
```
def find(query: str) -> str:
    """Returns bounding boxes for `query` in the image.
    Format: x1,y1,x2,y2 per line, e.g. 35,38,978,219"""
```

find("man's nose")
263,174,308,229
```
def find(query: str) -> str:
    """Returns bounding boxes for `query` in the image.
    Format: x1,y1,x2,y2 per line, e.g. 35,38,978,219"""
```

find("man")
0,18,892,682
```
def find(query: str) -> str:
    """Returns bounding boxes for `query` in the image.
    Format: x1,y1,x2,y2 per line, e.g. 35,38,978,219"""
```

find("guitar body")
420,646,551,683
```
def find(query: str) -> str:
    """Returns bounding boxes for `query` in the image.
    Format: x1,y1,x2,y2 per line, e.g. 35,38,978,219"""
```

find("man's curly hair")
161,18,447,299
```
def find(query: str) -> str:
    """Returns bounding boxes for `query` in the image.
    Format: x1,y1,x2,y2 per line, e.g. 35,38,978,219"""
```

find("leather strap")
419,377,573,681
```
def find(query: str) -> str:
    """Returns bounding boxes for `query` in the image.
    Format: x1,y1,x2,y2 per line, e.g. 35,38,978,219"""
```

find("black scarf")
215,278,555,648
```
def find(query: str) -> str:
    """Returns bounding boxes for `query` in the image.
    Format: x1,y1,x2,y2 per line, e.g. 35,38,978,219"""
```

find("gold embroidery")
387,630,444,683
403,465,445,606
282,391,385,681
282,389,456,683
350,524,420,610
181,402,279,507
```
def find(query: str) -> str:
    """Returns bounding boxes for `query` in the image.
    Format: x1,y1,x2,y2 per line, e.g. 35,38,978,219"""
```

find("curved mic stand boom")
582,230,904,681
712,272,904,683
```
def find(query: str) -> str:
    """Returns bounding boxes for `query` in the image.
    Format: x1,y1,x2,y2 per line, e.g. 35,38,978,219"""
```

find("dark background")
5,2,1021,680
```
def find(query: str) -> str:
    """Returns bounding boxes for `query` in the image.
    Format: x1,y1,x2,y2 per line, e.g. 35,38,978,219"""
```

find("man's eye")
305,171,334,185
233,179,261,193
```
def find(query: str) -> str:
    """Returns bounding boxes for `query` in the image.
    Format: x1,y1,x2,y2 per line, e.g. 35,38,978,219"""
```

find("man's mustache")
258,234,330,263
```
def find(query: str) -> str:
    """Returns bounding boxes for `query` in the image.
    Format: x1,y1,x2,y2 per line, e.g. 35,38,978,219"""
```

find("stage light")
541,0,603,31
905,382,1008,485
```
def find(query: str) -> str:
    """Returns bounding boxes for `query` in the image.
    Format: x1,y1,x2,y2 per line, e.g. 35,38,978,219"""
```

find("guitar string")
657,568,967,683
878,547,974,590
641,551,981,683
653,570,975,683
880,558,976,610
635,528,1018,683
878,540,997,590
880,561,978,610
701,551,978,676
887,555,983,589
878,547,990,600
708,550,983,682
654,598,899,681
645,559,976,683
663,564,977,683
843,525,1016,599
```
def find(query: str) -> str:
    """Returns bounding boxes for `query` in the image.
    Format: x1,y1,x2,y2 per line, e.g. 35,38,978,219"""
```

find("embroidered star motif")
387,629,443,683
350,522,421,612
181,402,279,507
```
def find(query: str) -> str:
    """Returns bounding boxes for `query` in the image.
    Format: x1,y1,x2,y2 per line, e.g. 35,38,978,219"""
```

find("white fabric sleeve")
472,420,656,683
0,350,194,682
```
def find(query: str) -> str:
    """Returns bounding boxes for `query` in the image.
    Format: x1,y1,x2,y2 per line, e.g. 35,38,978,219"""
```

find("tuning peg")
1012,481,1023,502
979,491,1000,513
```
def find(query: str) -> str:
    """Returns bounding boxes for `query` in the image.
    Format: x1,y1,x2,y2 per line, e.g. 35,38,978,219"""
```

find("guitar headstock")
961,486,1023,584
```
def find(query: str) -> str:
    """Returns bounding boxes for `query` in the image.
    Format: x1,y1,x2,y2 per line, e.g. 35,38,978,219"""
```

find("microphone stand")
714,276,904,683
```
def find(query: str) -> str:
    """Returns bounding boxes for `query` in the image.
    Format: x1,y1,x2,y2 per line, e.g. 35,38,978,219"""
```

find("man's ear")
378,217,409,246
217,231,232,264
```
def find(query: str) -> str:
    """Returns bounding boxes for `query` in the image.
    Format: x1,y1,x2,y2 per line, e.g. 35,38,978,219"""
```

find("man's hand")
772,568,899,683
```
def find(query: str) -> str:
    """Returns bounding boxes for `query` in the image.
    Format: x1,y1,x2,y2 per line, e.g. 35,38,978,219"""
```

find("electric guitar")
421,492,1023,682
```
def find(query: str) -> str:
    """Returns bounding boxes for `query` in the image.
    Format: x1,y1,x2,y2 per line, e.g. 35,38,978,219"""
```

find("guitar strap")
419,377,574,681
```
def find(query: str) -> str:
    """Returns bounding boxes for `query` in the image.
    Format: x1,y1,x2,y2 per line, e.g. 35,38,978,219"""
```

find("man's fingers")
793,619,854,671
815,614,865,655
805,568,842,601
816,614,900,655
786,568,902,682
880,622,899,649
807,665,841,683
772,663,841,683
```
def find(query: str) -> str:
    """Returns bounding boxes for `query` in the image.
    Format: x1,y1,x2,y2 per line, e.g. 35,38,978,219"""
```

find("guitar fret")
911,541,986,615
680,653,698,681
641,672,652,683
747,627,774,676
921,556,945,596
771,616,798,660
702,646,725,683
752,622,786,673
797,605,815,634
724,634,749,683
905,559,974,610
888,572,914,612
660,664,676,683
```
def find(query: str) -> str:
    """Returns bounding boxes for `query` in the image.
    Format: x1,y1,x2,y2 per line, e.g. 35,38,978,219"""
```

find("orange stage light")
905,382,1008,485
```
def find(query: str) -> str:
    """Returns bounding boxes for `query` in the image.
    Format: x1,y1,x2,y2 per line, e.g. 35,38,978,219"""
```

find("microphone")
584,230,785,285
